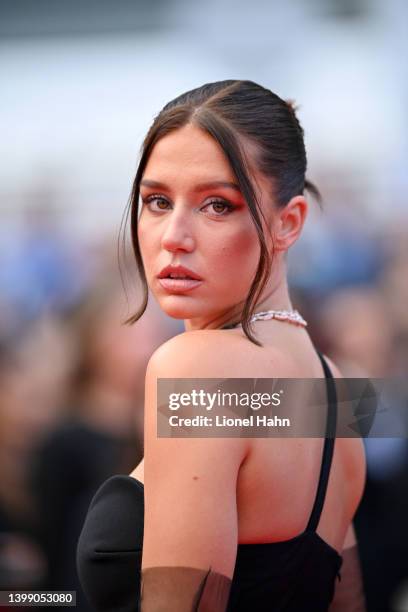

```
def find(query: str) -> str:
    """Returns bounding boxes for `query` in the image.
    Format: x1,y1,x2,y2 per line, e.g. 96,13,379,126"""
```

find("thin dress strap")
305,351,338,533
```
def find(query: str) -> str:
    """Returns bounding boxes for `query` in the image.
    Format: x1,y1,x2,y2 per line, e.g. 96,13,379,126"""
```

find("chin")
156,296,201,320
157,292,226,323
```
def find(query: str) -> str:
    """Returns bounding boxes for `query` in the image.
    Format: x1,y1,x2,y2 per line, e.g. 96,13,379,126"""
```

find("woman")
77,79,367,611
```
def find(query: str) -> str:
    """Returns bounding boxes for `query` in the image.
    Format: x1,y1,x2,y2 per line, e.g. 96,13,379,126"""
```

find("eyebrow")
140,179,241,193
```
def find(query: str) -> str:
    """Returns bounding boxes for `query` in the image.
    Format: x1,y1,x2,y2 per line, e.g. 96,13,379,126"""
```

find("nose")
160,209,195,253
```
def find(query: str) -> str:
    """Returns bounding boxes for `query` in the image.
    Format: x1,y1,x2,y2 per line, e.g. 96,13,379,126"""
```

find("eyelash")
142,194,236,216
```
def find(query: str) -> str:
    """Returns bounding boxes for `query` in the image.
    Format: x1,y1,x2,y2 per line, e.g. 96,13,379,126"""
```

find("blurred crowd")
0,197,407,611
0,202,182,609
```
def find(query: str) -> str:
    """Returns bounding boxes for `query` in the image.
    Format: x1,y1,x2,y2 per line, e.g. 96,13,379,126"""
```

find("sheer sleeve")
139,566,232,612
329,544,367,612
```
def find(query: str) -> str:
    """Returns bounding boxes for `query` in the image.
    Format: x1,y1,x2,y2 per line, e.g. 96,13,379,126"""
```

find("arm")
329,523,367,612
140,333,249,612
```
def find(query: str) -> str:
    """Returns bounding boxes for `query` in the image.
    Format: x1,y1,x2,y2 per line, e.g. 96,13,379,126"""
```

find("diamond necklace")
250,309,307,327
223,309,307,329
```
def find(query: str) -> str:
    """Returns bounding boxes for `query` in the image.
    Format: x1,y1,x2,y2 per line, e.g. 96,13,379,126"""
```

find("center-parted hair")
122,79,321,346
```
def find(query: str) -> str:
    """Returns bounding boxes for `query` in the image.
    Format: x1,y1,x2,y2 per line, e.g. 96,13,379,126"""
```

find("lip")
158,277,203,293
157,264,203,281
157,264,204,294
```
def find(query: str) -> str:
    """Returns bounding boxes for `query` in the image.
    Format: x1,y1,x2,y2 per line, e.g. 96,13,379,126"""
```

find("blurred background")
0,1,407,610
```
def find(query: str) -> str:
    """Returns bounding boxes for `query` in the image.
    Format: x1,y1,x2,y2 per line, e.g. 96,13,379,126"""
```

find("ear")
273,195,308,252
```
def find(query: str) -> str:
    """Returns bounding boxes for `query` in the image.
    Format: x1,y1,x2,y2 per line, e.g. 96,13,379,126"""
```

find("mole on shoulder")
193,476,199,481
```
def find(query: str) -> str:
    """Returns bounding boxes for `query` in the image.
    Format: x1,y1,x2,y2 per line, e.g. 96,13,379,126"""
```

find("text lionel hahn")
168,415,291,427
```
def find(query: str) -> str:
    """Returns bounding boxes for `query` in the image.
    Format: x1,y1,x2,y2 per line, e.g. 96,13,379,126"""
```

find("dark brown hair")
121,79,321,346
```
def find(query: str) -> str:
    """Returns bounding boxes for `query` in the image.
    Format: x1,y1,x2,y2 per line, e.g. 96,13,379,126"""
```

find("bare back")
224,322,366,554
131,322,366,555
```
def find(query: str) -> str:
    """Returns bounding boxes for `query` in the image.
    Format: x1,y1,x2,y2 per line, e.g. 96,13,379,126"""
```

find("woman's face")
138,123,273,330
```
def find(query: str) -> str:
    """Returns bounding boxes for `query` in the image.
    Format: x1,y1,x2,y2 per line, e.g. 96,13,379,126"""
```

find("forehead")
142,123,237,181
141,122,276,215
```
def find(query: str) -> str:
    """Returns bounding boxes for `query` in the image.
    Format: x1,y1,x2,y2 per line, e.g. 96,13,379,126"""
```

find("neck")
184,259,293,331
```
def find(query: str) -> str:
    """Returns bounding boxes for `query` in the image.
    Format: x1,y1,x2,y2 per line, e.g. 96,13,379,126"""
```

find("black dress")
76,351,342,611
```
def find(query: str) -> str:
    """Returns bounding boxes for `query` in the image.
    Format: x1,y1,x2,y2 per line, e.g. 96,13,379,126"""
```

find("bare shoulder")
143,329,252,451
146,328,271,378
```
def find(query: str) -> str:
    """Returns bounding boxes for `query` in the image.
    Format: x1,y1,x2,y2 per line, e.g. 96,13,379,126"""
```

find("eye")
203,199,235,216
142,194,171,212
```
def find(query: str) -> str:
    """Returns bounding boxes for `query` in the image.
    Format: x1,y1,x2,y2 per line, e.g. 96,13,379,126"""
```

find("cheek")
207,225,260,285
